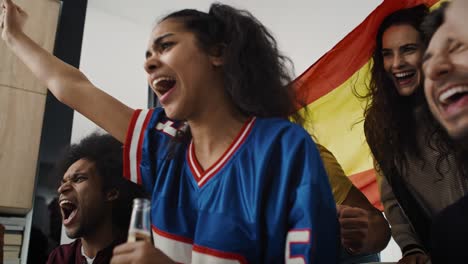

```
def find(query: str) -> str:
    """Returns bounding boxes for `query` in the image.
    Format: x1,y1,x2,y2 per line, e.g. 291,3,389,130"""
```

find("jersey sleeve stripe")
192,245,248,264
152,225,194,244
136,109,154,185
123,109,142,181
127,109,151,184
152,226,193,263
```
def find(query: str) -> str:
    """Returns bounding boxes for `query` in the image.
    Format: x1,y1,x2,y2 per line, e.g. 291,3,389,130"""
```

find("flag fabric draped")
294,0,441,210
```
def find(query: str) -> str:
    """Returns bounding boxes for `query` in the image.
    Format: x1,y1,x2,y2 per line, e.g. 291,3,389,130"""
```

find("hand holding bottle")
127,198,152,242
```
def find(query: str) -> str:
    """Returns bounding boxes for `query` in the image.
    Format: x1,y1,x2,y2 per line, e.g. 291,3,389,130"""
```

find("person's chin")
65,227,81,239
164,105,185,121
447,120,468,143
397,85,418,97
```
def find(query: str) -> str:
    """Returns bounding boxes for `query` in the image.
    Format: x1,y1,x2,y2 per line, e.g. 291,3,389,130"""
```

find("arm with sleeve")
285,139,339,264
316,144,353,205
378,171,426,256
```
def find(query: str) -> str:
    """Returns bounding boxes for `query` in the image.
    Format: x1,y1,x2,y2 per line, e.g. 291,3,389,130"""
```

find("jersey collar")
187,117,256,188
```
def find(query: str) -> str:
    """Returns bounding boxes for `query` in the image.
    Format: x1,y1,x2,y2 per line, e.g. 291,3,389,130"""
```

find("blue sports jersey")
124,108,338,264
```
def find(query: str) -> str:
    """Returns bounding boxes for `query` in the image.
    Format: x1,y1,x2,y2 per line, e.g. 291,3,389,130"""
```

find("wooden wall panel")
0,0,61,214
0,86,46,213
0,0,60,95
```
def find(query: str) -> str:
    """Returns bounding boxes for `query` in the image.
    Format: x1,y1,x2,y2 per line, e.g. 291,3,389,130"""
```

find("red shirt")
46,239,121,264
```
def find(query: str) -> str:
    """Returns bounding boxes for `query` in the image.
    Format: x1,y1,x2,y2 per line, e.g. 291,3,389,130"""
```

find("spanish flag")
294,0,442,210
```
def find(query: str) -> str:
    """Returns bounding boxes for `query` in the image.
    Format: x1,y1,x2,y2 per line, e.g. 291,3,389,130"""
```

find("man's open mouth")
439,85,468,106
60,199,78,225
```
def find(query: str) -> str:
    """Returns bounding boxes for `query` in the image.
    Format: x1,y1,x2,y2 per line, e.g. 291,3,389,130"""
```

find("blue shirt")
124,108,338,263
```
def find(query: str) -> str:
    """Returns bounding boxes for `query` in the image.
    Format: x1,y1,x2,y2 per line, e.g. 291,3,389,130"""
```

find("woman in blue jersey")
1,0,338,263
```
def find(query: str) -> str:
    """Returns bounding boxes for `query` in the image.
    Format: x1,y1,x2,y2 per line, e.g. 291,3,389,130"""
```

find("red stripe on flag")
349,169,383,210
293,0,439,107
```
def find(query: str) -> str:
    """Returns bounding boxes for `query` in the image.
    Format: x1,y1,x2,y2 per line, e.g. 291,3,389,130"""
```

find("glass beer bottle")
127,198,152,242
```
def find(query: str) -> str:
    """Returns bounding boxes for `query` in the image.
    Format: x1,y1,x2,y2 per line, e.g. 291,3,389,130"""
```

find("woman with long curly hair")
363,4,468,264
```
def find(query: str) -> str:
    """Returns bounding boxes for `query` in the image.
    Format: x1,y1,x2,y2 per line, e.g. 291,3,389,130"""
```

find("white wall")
71,1,402,261
63,6,151,244
71,7,150,143
73,0,383,141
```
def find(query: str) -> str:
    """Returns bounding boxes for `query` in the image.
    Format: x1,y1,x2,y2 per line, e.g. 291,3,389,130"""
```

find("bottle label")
128,229,151,242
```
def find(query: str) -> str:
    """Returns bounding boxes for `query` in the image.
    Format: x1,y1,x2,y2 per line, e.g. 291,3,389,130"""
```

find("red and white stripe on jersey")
123,109,153,184
187,117,256,188
192,245,247,264
285,229,311,264
153,227,193,263
152,226,247,264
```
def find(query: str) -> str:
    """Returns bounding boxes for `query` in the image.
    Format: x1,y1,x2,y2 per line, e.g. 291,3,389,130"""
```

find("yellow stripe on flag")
299,62,373,176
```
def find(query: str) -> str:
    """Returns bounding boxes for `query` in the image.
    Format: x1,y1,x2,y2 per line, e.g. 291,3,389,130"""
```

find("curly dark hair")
363,3,466,180
159,3,303,123
55,133,147,235
363,5,432,175
421,2,449,45
420,2,468,174
159,3,305,154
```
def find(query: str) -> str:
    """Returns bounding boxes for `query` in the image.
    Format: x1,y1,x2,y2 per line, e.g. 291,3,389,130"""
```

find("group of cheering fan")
1,0,468,263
